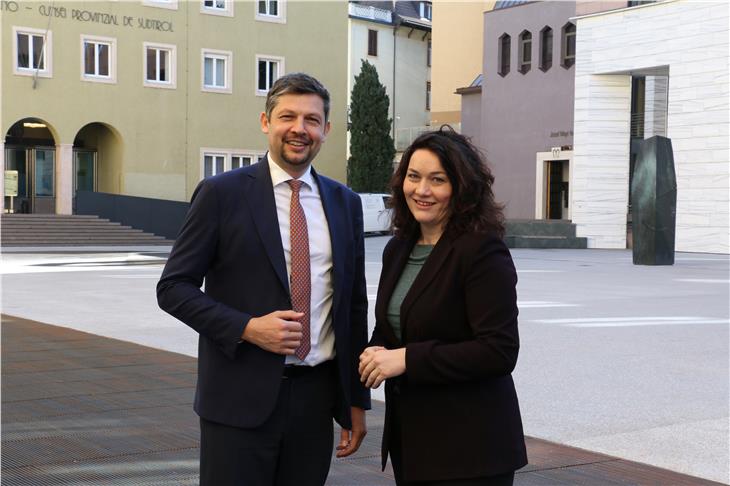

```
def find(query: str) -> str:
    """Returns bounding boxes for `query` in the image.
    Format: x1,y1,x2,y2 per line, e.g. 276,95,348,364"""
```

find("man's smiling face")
261,93,330,177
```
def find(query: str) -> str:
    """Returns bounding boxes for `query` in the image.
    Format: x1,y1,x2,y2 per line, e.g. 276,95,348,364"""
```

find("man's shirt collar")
268,154,314,190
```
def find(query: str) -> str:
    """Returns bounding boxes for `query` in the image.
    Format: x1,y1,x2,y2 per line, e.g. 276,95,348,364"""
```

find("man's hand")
241,310,303,355
359,347,406,389
336,407,367,458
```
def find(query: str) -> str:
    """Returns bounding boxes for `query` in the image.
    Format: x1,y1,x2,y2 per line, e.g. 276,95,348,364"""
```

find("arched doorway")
73,123,123,209
4,118,58,213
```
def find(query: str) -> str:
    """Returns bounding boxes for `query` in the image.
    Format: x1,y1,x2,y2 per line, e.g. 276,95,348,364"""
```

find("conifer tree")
347,60,396,193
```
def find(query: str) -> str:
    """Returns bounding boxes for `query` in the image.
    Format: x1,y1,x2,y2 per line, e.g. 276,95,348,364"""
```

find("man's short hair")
265,73,331,122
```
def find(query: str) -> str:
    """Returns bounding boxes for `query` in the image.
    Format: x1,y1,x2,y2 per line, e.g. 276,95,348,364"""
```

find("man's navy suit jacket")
157,159,371,429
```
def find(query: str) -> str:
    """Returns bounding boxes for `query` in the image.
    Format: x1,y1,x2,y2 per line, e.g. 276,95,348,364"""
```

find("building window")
561,22,576,68
498,33,510,77
201,149,264,179
232,155,253,169
203,153,226,178
539,26,553,72
144,43,176,89
518,30,531,74
256,55,284,96
419,1,432,20
81,35,116,83
427,38,431,67
201,0,233,17
13,27,52,77
201,49,232,93
255,0,286,23
426,81,431,111
142,0,178,10
259,0,277,15
368,30,378,57
630,76,646,139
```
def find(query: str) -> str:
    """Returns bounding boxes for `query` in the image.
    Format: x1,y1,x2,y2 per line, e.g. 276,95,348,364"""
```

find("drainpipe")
392,15,400,141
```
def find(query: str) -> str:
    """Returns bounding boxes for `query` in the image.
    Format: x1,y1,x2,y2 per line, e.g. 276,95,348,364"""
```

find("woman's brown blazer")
370,230,528,482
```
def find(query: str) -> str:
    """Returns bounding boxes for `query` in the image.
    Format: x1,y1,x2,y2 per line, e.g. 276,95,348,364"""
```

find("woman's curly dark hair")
390,125,505,239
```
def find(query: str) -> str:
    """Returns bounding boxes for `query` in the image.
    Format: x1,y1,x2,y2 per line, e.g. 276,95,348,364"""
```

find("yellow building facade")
429,0,494,126
2,0,348,214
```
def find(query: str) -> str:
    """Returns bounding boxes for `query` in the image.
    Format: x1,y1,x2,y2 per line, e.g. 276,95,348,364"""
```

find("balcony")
349,3,392,23
395,124,461,151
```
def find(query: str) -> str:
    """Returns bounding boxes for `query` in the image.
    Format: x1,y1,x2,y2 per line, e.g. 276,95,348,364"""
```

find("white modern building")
572,0,729,253
348,1,432,153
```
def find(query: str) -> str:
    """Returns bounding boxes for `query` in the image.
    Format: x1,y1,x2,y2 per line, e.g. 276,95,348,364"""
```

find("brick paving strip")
2,314,723,486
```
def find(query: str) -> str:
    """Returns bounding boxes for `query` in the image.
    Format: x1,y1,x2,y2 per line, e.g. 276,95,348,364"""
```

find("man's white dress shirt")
268,157,335,366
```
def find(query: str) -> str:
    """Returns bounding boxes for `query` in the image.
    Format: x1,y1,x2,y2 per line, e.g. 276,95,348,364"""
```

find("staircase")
1,214,173,247
505,219,587,249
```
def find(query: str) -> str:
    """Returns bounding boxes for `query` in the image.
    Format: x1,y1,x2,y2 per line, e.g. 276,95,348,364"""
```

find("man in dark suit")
157,72,370,485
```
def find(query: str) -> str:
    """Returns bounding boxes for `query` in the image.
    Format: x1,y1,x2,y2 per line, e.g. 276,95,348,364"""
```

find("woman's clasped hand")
358,346,405,389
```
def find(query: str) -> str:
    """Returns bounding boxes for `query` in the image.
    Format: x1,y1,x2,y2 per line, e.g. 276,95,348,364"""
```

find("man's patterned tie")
287,179,311,360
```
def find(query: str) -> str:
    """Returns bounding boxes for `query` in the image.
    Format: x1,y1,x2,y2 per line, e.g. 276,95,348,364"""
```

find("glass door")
73,151,97,211
32,148,55,213
4,147,55,213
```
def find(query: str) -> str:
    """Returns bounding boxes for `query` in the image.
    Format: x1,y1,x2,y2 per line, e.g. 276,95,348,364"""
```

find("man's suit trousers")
199,360,336,486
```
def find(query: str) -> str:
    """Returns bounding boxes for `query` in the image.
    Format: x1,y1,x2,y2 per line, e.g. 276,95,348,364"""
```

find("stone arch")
3,117,60,213
73,122,124,195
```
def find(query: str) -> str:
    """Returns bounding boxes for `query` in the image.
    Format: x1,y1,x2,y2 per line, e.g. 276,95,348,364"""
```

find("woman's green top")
386,244,433,341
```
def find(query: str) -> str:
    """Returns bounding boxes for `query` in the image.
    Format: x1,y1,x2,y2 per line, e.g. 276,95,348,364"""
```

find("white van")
359,193,392,234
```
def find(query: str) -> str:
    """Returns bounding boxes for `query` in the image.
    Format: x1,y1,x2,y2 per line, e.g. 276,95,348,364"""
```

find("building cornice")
572,0,677,21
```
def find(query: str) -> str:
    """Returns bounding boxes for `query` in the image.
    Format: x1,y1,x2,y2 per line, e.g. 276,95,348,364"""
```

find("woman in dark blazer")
359,127,527,485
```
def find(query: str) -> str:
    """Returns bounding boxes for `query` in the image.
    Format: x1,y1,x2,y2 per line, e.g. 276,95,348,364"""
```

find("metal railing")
349,3,392,23
395,124,461,151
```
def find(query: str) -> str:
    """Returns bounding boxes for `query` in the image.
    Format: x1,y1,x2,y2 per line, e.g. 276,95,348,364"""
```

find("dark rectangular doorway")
546,159,569,220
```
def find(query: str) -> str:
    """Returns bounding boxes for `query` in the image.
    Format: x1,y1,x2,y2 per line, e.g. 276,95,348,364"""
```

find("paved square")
2,239,728,483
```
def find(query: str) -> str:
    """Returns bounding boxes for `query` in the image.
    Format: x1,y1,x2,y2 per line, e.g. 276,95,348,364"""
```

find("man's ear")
323,120,331,139
260,112,270,134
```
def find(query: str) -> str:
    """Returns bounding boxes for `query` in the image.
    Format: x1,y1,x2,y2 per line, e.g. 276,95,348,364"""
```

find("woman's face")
403,149,453,235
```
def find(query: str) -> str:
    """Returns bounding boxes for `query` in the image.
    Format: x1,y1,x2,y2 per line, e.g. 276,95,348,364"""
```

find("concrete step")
2,215,115,221
506,219,577,237
2,240,170,246
1,220,123,226
2,228,146,234
1,214,101,218
505,235,588,249
1,214,173,247
3,238,168,241
2,241,172,246
2,231,167,238
2,235,168,240
503,219,586,249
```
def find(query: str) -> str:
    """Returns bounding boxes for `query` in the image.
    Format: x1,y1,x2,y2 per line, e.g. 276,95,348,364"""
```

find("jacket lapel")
399,232,456,336
374,234,416,345
247,159,289,293
313,169,345,317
